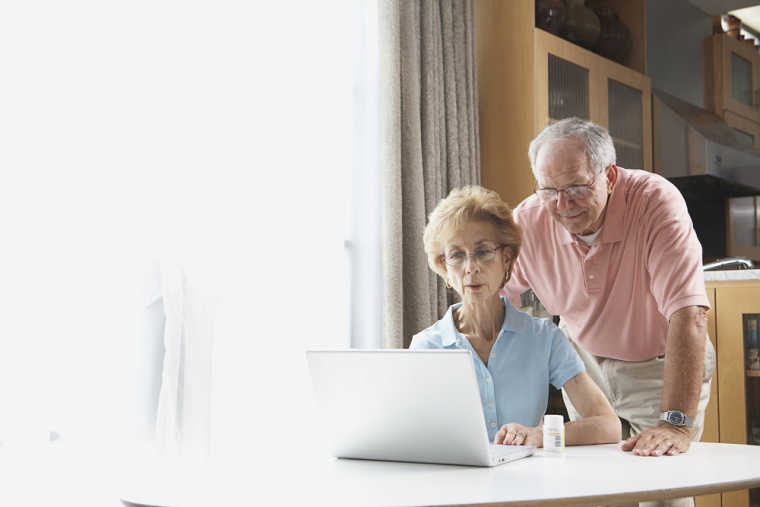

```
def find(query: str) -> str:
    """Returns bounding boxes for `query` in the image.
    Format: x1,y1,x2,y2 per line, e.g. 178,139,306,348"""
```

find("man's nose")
555,190,571,209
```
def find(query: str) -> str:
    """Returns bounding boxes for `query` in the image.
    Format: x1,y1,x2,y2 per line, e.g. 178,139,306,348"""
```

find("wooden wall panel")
695,288,720,507
475,0,536,208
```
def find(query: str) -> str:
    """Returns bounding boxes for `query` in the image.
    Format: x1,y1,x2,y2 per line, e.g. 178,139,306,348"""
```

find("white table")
120,442,760,506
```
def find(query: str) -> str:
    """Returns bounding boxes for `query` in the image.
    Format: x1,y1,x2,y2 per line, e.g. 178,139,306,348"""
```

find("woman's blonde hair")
423,185,522,284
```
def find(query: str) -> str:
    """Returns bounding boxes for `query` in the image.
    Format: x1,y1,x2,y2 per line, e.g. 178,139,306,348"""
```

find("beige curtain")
380,0,480,349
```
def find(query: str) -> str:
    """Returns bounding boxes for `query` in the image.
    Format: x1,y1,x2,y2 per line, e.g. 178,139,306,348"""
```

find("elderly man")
502,118,714,507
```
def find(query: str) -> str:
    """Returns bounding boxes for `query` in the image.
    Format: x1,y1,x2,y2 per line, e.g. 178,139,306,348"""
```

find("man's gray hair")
528,117,616,181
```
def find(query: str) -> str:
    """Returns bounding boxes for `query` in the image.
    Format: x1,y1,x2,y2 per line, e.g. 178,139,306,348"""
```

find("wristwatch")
659,410,693,428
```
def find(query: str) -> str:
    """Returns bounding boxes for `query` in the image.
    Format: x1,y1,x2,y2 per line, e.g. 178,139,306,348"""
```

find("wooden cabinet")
705,287,720,445
535,29,651,174
725,110,760,149
727,196,760,262
699,279,760,507
697,288,722,507
705,34,760,128
475,0,651,208
705,33,760,153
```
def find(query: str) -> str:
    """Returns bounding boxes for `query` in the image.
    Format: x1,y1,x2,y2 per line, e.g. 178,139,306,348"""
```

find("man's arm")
621,305,707,456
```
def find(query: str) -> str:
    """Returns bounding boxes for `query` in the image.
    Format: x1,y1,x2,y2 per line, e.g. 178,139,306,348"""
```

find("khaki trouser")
560,321,716,507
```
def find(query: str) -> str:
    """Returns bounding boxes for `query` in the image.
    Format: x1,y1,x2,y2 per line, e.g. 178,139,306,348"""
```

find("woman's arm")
562,371,621,445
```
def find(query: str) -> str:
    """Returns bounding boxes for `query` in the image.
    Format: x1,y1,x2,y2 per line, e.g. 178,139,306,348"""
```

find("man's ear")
606,164,619,193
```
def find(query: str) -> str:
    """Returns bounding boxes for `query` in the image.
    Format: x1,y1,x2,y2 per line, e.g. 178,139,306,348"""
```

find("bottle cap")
544,414,564,429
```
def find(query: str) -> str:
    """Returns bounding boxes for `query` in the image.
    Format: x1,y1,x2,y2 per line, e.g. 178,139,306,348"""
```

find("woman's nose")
464,255,480,273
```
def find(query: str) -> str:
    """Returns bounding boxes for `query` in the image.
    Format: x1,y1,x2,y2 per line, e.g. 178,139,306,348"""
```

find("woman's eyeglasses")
443,245,505,268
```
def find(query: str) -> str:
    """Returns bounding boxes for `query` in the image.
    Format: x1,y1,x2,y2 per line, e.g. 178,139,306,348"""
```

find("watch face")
666,411,686,426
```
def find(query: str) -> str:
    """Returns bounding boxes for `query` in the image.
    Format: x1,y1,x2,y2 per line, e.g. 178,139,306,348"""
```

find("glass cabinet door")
727,196,760,261
743,313,760,507
744,314,760,440
608,78,643,169
732,52,754,107
715,286,760,507
707,34,760,125
724,110,760,149
548,54,589,121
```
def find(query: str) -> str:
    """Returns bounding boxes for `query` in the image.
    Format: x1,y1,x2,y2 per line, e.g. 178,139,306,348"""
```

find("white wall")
689,0,760,15
648,0,713,109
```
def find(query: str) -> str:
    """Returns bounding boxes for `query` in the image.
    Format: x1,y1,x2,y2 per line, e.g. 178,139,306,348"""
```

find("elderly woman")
410,185,620,447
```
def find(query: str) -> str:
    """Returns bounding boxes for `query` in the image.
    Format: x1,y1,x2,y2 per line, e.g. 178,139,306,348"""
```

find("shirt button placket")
585,262,600,291
485,373,497,433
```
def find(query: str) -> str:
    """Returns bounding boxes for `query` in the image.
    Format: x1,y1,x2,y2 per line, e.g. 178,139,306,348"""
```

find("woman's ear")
437,256,450,281
502,247,515,285
437,255,447,273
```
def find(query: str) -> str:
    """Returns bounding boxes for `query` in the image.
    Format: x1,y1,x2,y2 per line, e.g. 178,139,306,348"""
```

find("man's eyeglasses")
443,245,506,268
535,169,603,202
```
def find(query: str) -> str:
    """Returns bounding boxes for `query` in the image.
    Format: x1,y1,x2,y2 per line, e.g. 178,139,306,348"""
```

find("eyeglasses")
443,245,506,268
535,169,604,202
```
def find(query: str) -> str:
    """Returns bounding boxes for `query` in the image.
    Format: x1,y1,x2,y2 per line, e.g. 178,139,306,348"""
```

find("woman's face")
441,220,512,302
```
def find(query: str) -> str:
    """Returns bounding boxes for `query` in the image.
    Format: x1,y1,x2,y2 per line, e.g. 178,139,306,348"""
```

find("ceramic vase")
727,14,742,39
592,4,632,63
562,0,600,49
536,0,566,36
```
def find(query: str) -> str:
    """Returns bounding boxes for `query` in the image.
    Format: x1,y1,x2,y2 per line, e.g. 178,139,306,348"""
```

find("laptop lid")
306,349,498,466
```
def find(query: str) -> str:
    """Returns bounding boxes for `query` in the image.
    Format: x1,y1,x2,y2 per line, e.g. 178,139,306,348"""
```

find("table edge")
443,478,760,507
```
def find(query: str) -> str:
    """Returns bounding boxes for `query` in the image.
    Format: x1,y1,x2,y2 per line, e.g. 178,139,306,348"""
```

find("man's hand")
494,422,542,447
621,421,691,456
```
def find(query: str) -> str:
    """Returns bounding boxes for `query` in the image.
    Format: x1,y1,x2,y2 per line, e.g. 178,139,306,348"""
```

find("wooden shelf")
747,370,760,377
612,137,642,150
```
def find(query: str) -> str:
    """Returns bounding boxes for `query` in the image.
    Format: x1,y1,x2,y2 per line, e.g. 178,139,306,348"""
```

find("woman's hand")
494,422,542,447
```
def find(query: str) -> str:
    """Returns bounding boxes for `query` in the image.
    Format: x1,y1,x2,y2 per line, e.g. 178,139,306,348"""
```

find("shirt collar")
440,297,516,346
599,168,625,243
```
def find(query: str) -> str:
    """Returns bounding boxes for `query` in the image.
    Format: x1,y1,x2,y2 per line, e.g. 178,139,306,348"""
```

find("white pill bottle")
543,414,565,455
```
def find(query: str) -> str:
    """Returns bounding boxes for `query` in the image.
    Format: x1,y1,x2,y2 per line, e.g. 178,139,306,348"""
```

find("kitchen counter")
704,269,760,281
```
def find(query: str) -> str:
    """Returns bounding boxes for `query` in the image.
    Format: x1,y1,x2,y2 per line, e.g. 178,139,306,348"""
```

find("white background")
0,1,354,491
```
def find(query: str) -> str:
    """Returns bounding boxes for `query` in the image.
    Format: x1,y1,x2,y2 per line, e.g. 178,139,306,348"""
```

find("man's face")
535,137,612,235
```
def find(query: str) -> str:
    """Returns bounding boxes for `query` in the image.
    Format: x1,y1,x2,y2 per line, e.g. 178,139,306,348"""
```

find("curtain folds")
380,0,481,349
154,262,216,461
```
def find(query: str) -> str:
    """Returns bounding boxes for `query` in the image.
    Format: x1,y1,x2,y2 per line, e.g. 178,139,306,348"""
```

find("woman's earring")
446,279,453,289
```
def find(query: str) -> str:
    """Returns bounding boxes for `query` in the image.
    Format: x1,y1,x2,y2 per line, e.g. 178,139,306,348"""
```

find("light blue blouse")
410,297,584,442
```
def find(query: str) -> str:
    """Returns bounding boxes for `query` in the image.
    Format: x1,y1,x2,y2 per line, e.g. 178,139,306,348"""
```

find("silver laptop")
306,349,535,467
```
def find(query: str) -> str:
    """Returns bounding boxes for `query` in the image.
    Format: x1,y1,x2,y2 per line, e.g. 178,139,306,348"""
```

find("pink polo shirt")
502,167,709,361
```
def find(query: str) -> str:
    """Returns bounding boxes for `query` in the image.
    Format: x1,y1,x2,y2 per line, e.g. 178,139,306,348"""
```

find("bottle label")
544,430,565,451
